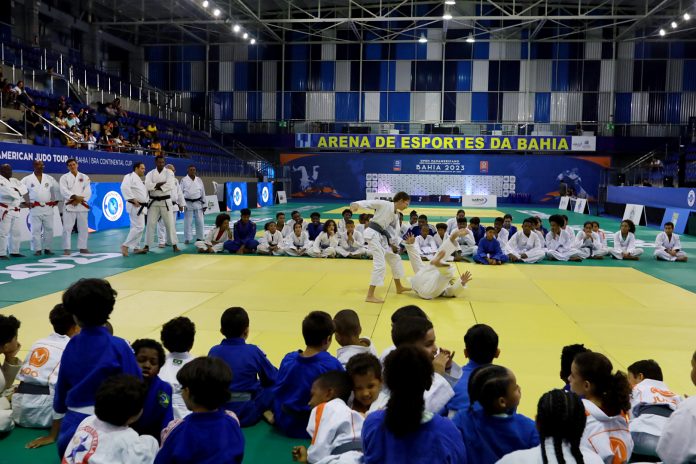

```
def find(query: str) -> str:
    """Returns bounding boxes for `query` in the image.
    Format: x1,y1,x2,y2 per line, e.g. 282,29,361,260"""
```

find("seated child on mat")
333,309,378,367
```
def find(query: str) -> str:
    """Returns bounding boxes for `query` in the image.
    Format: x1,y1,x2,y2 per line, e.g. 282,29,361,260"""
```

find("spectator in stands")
55,96,68,115
9,80,33,107
131,134,145,154
150,137,163,156
176,143,187,157
104,102,118,120
79,108,94,130
113,98,127,117
164,140,175,155
146,121,158,135
66,111,79,130
135,120,147,138
99,133,114,152
111,120,121,138
54,110,68,131
66,126,81,148
23,104,44,138
82,128,96,150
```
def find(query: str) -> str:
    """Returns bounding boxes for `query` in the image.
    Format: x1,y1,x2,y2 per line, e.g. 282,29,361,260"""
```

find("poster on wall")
89,182,130,231
281,153,609,203
225,182,248,211
257,182,274,207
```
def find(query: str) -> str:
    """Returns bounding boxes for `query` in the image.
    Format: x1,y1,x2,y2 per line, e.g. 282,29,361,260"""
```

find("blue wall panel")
288,44,309,61
387,93,411,122
443,92,457,121
216,92,234,120
583,61,600,91
394,43,417,60
444,61,472,91
321,61,335,91
472,93,489,121
182,45,206,61
552,60,569,91
147,63,167,89
286,62,308,91
335,93,360,122
534,92,551,123
683,61,696,91
380,92,388,122
499,61,520,91
172,62,191,91
414,61,442,91
615,93,632,124
473,41,489,59
666,93,681,124
248,92,259,121
235,63,249,91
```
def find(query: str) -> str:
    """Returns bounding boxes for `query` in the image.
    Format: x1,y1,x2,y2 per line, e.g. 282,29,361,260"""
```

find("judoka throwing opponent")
404,230,473,300
350,193,412,303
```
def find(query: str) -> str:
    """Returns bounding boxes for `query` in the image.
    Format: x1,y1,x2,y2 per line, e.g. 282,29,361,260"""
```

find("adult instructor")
350,192,411,303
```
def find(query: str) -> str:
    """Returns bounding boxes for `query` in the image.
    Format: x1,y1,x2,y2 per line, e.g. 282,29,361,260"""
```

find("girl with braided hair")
569,352,634,464
361,345,465,464
453,365,539,464
497,389,604,463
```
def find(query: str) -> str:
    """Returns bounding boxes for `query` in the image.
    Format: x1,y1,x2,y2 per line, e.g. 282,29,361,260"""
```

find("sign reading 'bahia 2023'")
295,134,596,152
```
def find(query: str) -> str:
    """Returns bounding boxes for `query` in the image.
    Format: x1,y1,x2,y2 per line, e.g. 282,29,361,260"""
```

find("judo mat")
1,202,696,463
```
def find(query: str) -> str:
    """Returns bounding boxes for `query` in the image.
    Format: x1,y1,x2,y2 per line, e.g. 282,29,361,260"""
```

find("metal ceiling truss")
89,0,692,45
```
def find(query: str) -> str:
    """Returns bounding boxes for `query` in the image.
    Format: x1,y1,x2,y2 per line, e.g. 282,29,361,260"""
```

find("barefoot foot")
365,295,384,304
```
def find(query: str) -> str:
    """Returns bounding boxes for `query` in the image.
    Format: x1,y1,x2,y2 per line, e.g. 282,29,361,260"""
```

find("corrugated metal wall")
144,38,696,129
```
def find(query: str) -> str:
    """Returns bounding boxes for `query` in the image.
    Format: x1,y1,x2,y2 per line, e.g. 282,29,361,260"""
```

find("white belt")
68,405,95,415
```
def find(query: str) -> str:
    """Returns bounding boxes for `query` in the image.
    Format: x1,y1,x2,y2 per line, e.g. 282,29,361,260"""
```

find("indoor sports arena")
1,1,696,463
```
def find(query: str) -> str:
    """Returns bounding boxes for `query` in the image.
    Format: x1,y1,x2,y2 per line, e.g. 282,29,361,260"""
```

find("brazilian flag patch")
158,391,171,408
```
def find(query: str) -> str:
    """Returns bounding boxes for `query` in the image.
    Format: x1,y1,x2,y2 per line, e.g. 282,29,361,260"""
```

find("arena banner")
225,182,248,211
0,142,191,175
295,134,596,152
608,186,696,211
281,153,609,203
257,182,274,207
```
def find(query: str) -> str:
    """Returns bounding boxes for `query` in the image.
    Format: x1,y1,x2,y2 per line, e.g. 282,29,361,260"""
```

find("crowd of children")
195,208,687,266
1,279,695,464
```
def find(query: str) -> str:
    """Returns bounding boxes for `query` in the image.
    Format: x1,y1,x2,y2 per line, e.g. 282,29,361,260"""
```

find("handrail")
21,104,80,144
621,148,662,173
0,119,23,140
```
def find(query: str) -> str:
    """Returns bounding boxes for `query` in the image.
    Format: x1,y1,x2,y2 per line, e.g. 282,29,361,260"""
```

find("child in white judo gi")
337,220,367,258
282,222,311,256
575,221,608,259
159,316,195,420
258,221,284,256
62,375,158,464
308,220,340,258
346,353,388,416
507,218,546,263
415,223,438,260
611,219,644,260
195,213,233,253
333,310,378,368
0,314,21,433
291,371,364,464
654,221,687,262
546,214,584,262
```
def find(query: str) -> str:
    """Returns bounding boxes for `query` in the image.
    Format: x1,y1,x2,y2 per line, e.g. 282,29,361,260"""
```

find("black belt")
148,195,171,211
332,440,362,455
128,200,148,216
185,197,204,204
16,382,50,395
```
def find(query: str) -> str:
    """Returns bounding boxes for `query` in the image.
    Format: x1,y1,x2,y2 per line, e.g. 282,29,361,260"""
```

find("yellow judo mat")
7,254,696,416
326,206,506,218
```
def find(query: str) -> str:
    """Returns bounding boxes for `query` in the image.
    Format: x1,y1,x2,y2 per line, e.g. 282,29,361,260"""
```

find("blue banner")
225,182,248,210
0,142,191,175
281,153,609,203
295,134,597,152
257,182,274,207
88,182,130,231
608,186,696,210
661,208,693,234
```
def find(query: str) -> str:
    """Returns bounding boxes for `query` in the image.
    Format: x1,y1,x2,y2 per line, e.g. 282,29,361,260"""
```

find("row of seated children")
2,281,695,463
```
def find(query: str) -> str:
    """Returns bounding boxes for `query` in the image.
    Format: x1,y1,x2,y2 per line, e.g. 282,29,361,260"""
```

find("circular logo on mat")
688,189,695,207
102,191,124,222
233,187,243,206
261,186,269,203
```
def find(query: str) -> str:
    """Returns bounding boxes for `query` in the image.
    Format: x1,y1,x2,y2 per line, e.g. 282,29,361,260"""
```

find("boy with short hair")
284,210,306,237
159,316,196,420
455,217,477,259
54,278,142,457
468,217,485,244
560,343,590,391
208,307,278,427
446,324,500,414
337,219,367,258
546,214,584,262
506,218,545,263
156,357,245,464
409,214,436,237
224,208,258,254
307,212,323,241
628,359,682,460
130,338,174,441
433,223,449,249
333,309,378,367
493,217,509,247
62,375,158,463
337,209,353,235
272,311,344,438
654,222,688,262
276,212,287,236
415,221,438,259
14,304,80,447
291,371,363,464
474,227,509,265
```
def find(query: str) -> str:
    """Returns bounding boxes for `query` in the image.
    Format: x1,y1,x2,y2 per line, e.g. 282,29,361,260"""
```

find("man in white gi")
350,192,412,303
0,164,28,258
22,160,60,256
120,162,149,256
506,217,546,263
144,156,180,253
403,229,473,300
654,222,688,262
59,159,91,255
181,165,206,244
1,165,24,260
157,164,184,248
545,214,583,262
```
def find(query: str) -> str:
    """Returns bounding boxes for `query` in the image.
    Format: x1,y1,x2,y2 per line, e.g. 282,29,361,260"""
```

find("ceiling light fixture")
671,21,678,28
659,28,666,36
445,0,456,4
233,24,241,33
684,12,691,20
466,34,475,43
419,34,428,43
213,8,221,16
243,32,249,39
202,0,209,8
443,12,453,20
250,38,256,45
